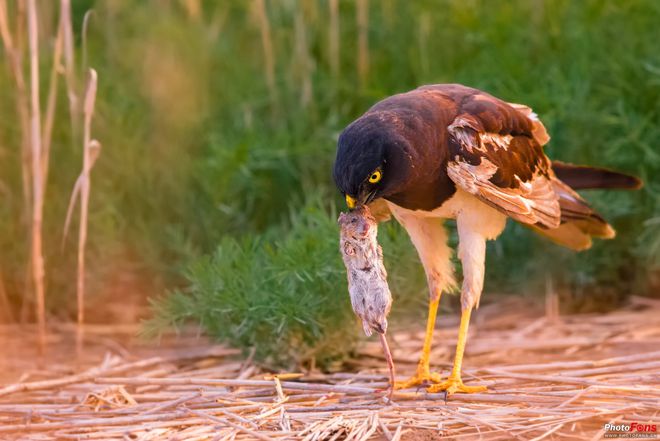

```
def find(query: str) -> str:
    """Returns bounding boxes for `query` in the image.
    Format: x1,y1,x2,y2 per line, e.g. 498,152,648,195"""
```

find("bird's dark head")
333,113,411,209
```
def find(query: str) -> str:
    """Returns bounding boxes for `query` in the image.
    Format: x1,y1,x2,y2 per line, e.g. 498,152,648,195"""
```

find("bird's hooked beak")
346,190,377,210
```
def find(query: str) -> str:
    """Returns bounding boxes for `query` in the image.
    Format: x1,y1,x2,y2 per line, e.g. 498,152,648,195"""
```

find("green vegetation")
1,1,658,364
146,198,429,368
146,202,356,368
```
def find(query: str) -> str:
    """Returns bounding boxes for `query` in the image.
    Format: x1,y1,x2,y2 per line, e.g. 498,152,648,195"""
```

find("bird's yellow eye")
368,170,382,183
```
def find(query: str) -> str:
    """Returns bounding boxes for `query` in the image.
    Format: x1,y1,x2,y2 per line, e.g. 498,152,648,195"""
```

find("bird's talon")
394,371,444,390
426,376,487,395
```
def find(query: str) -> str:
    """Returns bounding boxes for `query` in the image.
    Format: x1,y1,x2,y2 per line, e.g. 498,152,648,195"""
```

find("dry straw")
0,0,33,326
0,0,31,222
0,0,59,343
1,0,100,354
78,69,99,354
27,0,46,353
63,69,100,356
60,0,78,134
0,273,12,323
41,0,66,198
0,297,657,439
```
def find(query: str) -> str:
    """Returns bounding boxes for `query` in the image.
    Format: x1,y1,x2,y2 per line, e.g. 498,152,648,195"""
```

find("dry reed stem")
41,3,65,195
0,299,657,439
188,408,276,441
328,0,339,80
356,0,369,89
0,0,32,325
254,0,277,115
0,346,237,398
81,9,94,73
60,0,77,135
26,0,46,354
545,274,559,321
294,7,312,108
0,0,31,224
75,68,99,355
181,0,202,21
62,142,100,247
0,270,13,323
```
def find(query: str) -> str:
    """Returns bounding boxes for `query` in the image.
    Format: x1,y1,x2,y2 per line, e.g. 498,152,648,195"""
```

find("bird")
332,84,642,394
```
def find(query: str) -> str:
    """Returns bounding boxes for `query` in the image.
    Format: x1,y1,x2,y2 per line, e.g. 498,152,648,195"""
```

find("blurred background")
0,0,658,367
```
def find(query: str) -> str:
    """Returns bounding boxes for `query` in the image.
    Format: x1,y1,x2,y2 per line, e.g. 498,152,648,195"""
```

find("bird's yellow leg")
427,307,487,394
395,297,444,389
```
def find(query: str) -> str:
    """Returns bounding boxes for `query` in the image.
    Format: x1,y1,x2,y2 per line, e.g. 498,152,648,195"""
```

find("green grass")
146,201,356,369
1,0,658,363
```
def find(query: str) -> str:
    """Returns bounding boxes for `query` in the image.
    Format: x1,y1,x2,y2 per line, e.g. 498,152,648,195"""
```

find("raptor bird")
333,84,641,394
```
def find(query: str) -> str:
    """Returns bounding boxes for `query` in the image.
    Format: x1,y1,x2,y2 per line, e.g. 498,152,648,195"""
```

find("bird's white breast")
386,189,507,240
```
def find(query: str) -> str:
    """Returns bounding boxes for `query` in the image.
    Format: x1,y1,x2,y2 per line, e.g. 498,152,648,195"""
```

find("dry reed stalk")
0,0,31,224
254,0,277,115
74,69,99,355
41,4,65,195
0,346,237,398
294,7,312,108
180,0,201,21
0,269,13,322
94,377,376,394
0,1,32,324
545,273,559,321
15,0,25,50
60,0,78,136
187,409,267,437
492,350,660,373
81,9,94,74
1,299,657,439
356,0,369,90
26,0,46,354
328,0,339,80
140,392,201,415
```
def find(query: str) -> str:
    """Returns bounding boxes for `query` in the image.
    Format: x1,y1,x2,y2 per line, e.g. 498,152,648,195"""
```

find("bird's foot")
426,374,487,395
394,368,444,390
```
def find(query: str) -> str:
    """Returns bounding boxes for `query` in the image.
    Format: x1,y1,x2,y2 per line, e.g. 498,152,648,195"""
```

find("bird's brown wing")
446,93,561,228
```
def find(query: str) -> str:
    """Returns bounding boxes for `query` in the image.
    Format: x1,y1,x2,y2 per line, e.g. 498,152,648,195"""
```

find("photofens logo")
604,423,658,439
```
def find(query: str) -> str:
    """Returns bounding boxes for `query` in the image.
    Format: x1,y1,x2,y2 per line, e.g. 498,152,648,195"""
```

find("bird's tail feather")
551,161,642,190
529,179,615,251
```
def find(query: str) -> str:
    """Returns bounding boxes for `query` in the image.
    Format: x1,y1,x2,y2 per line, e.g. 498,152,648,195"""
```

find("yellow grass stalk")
0,0,31,225
0,270,14,323
329,0,339,80
27,0,46,353
253,0,278,114
15,0,25,50
60,0,78,134
41,5,65,195
356,0,369,90
545,274,559,322
81,9,99,75
294,7,312,108
75,69,99,354
180,0,201,21
1,0,34,325
62,141,101,249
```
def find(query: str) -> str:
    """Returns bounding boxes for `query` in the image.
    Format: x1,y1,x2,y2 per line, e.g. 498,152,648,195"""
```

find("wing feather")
447,95,561,228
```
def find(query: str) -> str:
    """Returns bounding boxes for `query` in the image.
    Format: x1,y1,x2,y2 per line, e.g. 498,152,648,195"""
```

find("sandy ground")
0,296,658,440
